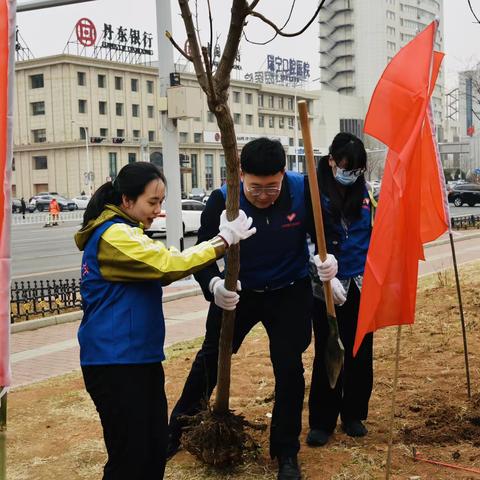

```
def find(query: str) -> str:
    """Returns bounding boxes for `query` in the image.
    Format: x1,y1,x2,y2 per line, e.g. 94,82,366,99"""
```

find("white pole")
294,89,299,172
84,126,91,194
156,0,183,250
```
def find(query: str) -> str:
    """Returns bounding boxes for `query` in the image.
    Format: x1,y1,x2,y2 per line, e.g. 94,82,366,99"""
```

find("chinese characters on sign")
244,55,310,86
101,22,154,55
206,42,242,70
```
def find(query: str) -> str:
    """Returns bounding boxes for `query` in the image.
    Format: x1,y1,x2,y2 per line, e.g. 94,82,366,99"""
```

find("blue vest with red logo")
321,187,372,279
78,218,166,366
220,171,309,290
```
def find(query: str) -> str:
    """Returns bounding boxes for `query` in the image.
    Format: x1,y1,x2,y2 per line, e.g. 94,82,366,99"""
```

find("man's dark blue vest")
221,171,309,290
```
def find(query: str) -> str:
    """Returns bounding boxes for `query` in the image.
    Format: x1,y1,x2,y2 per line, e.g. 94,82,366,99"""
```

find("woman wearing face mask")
306,132,377,447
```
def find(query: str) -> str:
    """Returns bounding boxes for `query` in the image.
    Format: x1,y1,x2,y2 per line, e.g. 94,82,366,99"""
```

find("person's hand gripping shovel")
298,100,344,388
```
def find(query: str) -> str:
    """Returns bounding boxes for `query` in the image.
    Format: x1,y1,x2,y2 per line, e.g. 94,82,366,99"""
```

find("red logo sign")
214,132,221,142
76,18,97,47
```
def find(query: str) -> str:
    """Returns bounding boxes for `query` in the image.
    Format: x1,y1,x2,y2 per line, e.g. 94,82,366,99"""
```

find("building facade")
13,54,367,199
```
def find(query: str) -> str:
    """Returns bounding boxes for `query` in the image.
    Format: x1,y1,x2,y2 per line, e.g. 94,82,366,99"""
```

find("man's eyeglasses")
337,166,366,178
245,185,281,197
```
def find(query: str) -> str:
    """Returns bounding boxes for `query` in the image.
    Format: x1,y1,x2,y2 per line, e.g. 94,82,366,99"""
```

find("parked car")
28,191,61,212
188,188,206,202
34,194,76,212
447,183,480,207
12,198,22,213
72,195,91,209
147,200,205,236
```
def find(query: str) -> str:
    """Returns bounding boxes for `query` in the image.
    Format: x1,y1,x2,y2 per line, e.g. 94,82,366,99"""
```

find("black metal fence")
10,279,81,323
451,214,480,230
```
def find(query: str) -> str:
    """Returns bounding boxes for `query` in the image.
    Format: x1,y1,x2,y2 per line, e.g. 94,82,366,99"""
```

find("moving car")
147,200,205,236
34,194,76,212
72,195,91,209
188,188,206,202
447,183,480,207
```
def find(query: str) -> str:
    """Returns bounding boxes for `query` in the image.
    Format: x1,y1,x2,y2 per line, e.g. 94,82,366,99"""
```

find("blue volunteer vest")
221,171,309,290
321,187,372,279
78,218,166,366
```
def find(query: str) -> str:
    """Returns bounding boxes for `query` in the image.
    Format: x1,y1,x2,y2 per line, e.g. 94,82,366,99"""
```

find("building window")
258,94,264,107
100,128,108,137
387,26,396,36
33,156,48,170
207,111,215,123
79,127,86,140
132,104,140,117
77,72,86,86
117,129,124,137
340,118,364,139
32,129,46,143
78,99,87,114
30,74,44,89
191,153,198,188
133,130,140,138
245,92,253,104
258,114,265,128
146,105,154,119
287,97,294,110
109,152,118,179
116,103,123,116
268,116,274,128
98,74,106,88
205,154,214,190
288,117,294,129
386,10,395,20
279,116,285,129
148,130,155,142
147,80,154,94
194,132,202,143
115,76,123,90
131,78,139,92
246,114,253,126
99,101,107,115
220,154,226,185
179,132,188,143
289,137,294,146
278,97,284,109
268,95,274,108
387,41,396,50
31,101,45,116
233,91,241,103
128,152,136,164
234,113,241,125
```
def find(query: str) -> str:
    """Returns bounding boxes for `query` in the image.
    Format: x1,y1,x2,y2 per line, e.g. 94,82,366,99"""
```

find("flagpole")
0,391,6,480
385,325,401,480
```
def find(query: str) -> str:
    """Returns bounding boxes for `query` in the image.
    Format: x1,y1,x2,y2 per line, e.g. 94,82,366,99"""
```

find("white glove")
209,276,242,311
218,210,256,247
330,277,347,306
314,254,338,282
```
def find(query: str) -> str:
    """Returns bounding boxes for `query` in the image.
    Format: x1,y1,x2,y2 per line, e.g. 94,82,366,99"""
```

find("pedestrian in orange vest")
49,198,60,226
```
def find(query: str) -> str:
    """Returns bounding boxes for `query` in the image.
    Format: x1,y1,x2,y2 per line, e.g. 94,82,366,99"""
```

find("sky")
15,0,480,90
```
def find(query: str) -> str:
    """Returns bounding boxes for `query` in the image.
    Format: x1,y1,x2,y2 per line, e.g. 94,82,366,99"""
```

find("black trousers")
169,277,313,458
82,362,168,480
308,282,373,433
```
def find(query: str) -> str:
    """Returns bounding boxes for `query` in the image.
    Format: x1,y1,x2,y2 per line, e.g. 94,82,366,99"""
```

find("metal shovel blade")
324,313,345,389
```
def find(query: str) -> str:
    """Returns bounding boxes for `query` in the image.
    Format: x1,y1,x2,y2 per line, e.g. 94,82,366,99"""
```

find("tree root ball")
180,409,264,467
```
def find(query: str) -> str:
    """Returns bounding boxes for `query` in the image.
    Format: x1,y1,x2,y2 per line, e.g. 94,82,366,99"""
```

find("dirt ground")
6,262,480,480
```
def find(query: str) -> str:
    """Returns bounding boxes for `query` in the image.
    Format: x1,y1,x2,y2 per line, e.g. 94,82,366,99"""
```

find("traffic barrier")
11,210,83,225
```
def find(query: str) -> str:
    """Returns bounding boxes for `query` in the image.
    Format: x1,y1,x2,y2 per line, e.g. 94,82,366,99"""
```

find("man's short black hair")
240,137,286,175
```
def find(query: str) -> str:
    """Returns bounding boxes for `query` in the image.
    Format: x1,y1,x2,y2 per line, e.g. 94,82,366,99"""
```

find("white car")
147,200,205,236
72,195,91,209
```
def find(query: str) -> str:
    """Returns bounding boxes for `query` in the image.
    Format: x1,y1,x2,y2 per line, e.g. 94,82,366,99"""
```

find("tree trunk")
212,102,240,415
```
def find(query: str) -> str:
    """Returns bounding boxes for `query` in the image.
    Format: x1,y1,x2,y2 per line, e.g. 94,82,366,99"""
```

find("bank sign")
75,18,154,56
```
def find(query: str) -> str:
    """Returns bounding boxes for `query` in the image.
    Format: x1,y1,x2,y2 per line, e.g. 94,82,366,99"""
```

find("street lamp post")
72,121,92,195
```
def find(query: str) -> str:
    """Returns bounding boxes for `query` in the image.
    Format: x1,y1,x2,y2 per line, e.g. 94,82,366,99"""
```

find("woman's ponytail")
82,181,121,227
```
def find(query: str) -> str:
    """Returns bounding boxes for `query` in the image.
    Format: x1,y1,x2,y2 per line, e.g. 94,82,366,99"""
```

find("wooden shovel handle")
297,101,336,317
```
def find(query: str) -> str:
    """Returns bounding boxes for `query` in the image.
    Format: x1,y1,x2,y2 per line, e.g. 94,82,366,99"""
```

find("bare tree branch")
249,0,261,8
202,46,218,106
165,31,193,62
207,0,214,68
248,0,325,38
468,0,480,24
243,0,297,46
177,0,208,91
215,0,249,90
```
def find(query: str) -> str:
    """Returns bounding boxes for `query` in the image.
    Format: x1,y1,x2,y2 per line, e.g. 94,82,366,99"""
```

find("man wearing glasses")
168,137,337,480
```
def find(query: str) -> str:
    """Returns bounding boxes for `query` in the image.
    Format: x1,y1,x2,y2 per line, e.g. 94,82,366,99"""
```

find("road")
11,206,480,284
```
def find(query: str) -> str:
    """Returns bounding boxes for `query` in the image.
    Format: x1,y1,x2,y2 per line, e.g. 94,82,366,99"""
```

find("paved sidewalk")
11,293,209,388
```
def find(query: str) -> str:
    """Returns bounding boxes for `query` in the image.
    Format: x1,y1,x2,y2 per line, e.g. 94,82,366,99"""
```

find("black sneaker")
306,428,331,447
277,455,302,480
341,420,368,437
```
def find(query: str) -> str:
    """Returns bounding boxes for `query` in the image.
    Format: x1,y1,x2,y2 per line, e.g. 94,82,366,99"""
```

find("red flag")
0,0,15,388
353,21,449,355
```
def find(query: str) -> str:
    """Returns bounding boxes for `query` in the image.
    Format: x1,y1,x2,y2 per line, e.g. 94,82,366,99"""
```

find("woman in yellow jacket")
74,161,255,480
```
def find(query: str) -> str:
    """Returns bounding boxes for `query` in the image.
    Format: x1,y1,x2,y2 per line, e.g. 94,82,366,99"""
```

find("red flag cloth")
0,0,15,387
353,21,449,356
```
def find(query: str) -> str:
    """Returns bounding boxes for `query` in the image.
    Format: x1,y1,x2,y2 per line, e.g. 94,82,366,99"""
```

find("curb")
11,286,202,334
424,230,480,249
